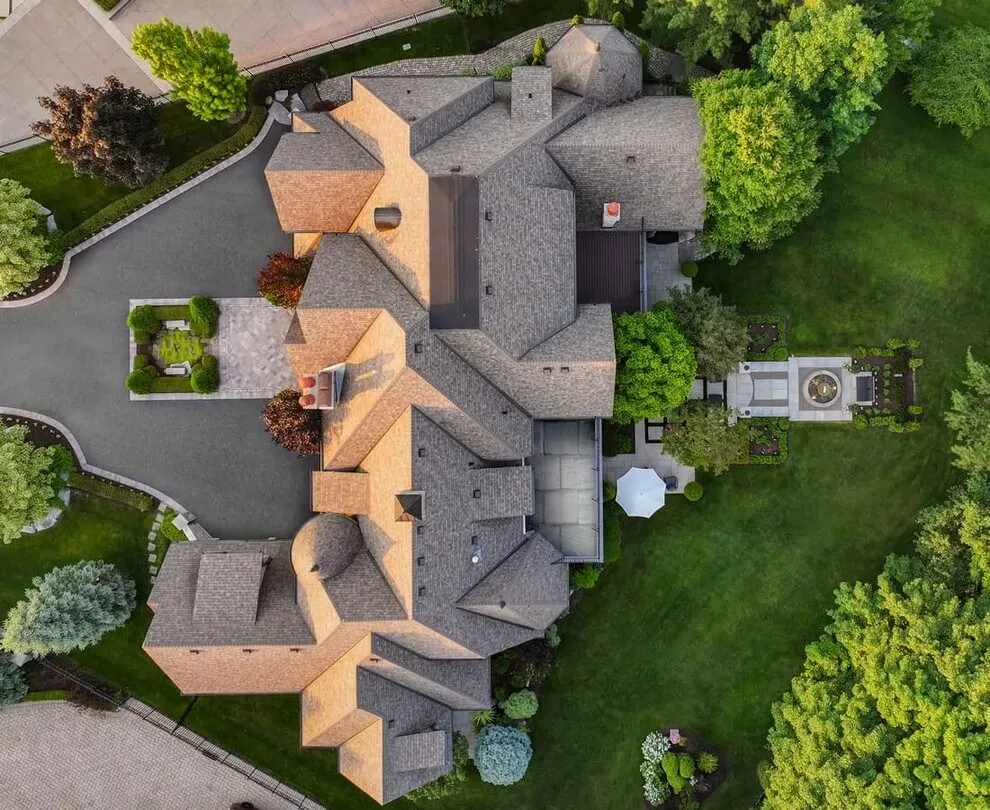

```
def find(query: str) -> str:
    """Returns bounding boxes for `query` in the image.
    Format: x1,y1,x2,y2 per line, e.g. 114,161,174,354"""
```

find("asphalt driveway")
0,125,314,539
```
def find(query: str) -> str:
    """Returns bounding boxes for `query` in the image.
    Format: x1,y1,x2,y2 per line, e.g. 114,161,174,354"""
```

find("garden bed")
742,315,789,361
1,262,62,302
849,339,923,432
747,417,790,465
0,414,77,464
68,472,155,512
603,420,636,457
640,727,728,808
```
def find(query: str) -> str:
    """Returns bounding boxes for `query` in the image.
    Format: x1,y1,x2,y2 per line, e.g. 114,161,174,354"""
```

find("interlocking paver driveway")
0,701,300,809
0,126,314,539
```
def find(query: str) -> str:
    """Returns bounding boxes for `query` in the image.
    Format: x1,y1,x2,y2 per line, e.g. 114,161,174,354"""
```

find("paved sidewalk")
0,701,301,809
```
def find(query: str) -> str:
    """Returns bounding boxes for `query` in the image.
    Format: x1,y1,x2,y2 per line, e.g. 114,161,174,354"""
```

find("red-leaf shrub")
261,388,321,456
256,252,312,308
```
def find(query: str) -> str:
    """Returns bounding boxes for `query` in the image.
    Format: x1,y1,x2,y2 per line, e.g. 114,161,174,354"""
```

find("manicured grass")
0,102,237,232
0,496,190,718
157,330,204,366
23,689,71,701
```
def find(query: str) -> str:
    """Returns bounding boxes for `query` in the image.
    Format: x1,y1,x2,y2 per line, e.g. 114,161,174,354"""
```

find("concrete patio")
602,419,695,494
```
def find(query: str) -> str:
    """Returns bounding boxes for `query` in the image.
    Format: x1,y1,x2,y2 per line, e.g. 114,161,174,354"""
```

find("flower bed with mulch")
1,262,62,303
640,726,728,808
743,314,789,361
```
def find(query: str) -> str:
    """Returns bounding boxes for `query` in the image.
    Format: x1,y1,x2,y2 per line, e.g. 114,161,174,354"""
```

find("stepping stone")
58,488,70,505
147,541,156,552
269,102,291,125
274,89,289,102
149,565,158,575
150,575,156,585
147,553,156,563
46,214,56,233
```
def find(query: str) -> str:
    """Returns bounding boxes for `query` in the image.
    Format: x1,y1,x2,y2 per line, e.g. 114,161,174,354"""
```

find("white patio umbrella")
615,467,666,518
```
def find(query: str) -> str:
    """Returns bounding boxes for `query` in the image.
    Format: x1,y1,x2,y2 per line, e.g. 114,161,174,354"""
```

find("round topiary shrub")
571,14,583,25
189,295,220,336
126,367,155,394
603,480,617,502
680,261,698,278
771,346,789,360
678,752,695,778
474,724,533,786
132,354,149,370
571,563,600,590
611,10,625,30
191,365,219,394
684,481,703,502
853,414,868,430
500,689,538,720
127,305,160,335
199,353,218,373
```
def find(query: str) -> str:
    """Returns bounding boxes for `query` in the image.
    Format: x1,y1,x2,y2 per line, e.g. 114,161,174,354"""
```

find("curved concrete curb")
1,112,279,310
0,407,188,516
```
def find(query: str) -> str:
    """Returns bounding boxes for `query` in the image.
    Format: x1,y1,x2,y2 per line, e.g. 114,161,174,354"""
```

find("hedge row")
151,305,191,321
150,376,194,394
54,105,268,253
68,472,155,511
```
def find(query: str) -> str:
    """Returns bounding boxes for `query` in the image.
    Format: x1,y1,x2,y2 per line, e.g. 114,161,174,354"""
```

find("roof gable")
192,552,266,626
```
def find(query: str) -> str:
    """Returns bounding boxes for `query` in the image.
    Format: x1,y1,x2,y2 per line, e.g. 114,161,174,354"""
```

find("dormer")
299,363,346,410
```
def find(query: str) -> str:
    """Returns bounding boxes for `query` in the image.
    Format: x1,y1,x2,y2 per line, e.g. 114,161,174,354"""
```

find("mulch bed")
0,414,77,464
747,323,779,354
646,726,729,810
749,435,779,456
1,262,61,303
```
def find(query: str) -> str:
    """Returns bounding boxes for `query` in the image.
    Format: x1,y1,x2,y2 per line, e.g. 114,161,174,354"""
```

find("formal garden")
125,297,221,395
1,0,989,808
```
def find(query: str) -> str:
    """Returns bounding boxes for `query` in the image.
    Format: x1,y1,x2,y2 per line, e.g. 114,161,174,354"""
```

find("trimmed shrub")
698,751,719,774
189,295,219,334
500,689,538,720
54,106,267,254
190,365,219,394
47,444,76,478
909,357,924,369
125,367,156,394
406,732,470,801
853,414,868,430
127,305,161,335
0,654,28,705
611,10,625,30
640,40,652,76
604,502,622,563
474,725,533,786
572,14,584,25
603,479,617,502
200,353,218,372
678,752,695,778
68,472,154,511
680,261,698,278
544,623,561,648
908,404,924,415
662,751,688,793
1,560,135,655
771,345,789,361
571,563,600,590
150,376,193,393
684,481,704,502
132,354,149,370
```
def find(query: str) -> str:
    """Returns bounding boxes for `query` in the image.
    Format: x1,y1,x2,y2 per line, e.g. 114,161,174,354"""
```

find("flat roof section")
429,174,480,329
576,230,642,314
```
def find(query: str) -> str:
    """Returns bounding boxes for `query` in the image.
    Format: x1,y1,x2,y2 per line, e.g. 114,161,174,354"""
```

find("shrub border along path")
0,108,275,310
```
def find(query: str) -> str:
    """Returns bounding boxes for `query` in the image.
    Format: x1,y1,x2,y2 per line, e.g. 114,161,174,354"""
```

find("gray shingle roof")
546,23,642,105
547,96,706,231
393,730,447,771
192,552,265,626
511,66,553,123
266,116,382,173
146,541,315,647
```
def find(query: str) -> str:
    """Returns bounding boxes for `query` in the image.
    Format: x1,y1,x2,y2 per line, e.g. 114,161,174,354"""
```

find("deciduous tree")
693,70,822,262
32,76,168,189
0,179,49,299
131,19,246,122
0,425,59,544
667,287,748,379
261,389,322,456
643,0,788,64
827,0,942,68
256,252,312,308
613,305,696,424
909,24,990,139
763,476,990,809
1,560,135,655
754,5,888,167
661,401,749,475
587,0,633,21
945,349,990,473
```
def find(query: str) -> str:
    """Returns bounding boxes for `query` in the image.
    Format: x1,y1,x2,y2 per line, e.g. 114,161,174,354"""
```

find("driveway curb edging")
0,112,279,310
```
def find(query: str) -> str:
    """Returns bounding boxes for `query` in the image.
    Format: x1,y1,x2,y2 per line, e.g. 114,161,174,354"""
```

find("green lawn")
156,329,204,366
0,102,237,232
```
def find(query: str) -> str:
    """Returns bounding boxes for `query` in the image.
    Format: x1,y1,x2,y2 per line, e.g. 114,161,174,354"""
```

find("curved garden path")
0,126,314,539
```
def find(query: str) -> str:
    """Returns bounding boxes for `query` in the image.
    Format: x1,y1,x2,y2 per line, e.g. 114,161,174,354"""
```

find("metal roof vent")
374,206,401,231
470,546,482,565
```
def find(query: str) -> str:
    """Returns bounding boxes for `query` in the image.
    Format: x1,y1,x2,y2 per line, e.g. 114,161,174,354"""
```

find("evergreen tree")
667,287,748,379
1,560,136,655
946,349,990,473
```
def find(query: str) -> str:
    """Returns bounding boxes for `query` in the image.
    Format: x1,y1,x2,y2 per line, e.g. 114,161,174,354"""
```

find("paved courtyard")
0,701,301,809
0,126,314,539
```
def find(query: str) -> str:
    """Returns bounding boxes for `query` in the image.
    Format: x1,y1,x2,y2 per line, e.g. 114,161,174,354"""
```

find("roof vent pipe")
374,206,402,230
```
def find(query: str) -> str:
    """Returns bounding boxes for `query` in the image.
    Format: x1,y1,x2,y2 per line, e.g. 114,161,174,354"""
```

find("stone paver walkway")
602,420,695,494
0,701,301,809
